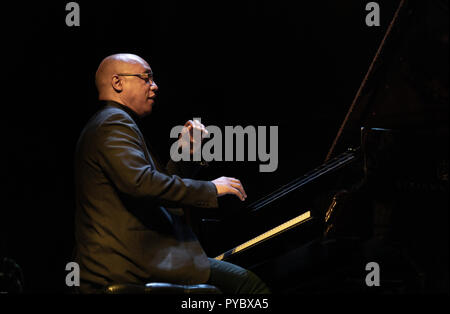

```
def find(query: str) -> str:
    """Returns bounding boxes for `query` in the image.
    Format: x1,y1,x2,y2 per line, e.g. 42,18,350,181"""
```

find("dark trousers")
206,258,271,294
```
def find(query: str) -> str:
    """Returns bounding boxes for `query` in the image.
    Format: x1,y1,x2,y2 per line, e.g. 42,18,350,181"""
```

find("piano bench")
103,282,222,294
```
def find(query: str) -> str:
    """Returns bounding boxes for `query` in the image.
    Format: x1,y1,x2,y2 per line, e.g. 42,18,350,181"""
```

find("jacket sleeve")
95,113,218,209
166,159,209,178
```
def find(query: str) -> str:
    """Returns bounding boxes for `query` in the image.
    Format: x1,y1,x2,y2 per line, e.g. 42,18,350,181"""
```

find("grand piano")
195,0,449,293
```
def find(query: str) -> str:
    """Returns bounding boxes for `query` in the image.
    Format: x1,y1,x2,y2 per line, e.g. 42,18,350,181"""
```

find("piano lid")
326,0,449,161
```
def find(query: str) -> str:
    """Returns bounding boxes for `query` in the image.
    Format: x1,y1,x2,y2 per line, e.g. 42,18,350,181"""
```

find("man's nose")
150,81,158,91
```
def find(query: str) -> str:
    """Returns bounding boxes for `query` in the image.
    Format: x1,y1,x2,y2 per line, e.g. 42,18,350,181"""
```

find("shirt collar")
101,100,140,123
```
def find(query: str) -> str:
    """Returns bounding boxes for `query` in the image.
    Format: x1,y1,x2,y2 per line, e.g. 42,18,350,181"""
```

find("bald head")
94,53,158,117
95,53,149,96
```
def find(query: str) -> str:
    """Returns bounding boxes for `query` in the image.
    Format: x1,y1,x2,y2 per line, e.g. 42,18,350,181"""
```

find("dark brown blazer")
73,101,218,293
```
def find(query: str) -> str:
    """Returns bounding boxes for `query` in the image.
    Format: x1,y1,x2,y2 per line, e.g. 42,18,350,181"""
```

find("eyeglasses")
116,72,155,84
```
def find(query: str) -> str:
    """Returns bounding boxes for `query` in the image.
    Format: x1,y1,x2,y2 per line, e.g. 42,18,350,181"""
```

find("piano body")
195,0,449,293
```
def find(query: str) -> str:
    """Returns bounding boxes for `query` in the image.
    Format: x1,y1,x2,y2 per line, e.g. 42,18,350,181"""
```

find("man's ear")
111,75,123,92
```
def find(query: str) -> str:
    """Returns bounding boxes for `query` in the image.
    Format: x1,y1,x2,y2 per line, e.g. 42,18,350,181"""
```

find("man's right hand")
211,177,247,201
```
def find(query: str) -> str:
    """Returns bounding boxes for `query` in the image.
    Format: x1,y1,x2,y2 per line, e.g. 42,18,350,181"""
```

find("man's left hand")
178,119,209,155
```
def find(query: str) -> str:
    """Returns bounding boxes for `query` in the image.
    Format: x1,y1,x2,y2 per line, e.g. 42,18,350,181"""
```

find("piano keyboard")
215,210,312,261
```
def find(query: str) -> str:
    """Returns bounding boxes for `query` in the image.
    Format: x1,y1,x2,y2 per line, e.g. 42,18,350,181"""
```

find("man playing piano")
73,53,270,294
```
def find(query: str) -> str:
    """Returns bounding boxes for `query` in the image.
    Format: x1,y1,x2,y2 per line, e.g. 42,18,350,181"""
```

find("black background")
1,0,447,293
